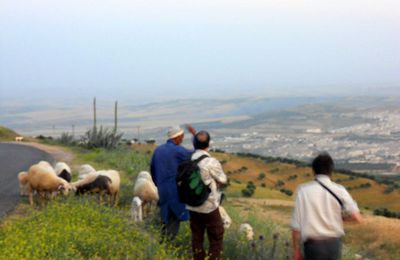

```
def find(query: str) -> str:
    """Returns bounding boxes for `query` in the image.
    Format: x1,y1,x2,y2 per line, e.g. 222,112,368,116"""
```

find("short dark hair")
193,131,210,150
312,152,334,176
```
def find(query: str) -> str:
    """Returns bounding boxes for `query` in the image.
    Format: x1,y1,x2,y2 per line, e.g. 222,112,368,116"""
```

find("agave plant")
81,126,123,150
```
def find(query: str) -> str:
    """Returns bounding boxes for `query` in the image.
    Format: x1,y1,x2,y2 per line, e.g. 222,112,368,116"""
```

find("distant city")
211,109,399,174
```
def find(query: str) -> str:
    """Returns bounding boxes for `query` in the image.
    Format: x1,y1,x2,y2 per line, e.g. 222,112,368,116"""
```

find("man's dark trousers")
304,238,342,260
161,208,181,241
189,208,224,260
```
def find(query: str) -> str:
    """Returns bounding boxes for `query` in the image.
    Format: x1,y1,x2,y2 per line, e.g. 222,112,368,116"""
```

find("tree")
258,172,266,180
242,181,256,197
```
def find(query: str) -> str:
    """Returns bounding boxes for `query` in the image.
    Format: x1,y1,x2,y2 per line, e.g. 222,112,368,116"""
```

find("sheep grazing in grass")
72,170,120,206
27,162,73,207
97,170,120,206
71,172,99,190
219,206,232,229
54,162,72,182
76,175,112,197
18,171,29,196
133,171,159,216
131,196,143,222
239,223,254,240
78,164,96,180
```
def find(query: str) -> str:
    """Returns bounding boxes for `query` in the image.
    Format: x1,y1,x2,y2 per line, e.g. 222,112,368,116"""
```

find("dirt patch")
229,198,294,226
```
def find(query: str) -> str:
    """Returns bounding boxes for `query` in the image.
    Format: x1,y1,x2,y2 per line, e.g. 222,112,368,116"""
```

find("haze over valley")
2,95,399,175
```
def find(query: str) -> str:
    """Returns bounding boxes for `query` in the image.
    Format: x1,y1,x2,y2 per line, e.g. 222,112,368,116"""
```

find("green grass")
0,126,18,141
67,146,152,208
0,197,181,259
0,144,302,259
2,143,398,259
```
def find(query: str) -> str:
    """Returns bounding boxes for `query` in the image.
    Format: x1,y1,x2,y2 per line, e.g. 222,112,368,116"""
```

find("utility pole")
114,100,118,133
72,124,75,138
93,97,97,131
137,126,140,143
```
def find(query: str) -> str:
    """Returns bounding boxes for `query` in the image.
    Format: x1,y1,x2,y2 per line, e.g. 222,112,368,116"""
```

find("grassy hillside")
1,143,400,259
0,126,19,141
215,152,400,211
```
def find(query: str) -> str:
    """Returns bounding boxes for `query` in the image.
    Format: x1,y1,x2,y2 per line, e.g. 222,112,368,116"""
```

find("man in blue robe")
151,125,196,240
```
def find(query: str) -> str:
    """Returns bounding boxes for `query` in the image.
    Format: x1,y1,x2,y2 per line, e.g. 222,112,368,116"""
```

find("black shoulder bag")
315,179,344,209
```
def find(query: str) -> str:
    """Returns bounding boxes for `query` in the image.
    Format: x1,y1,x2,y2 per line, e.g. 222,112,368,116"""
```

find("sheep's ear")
57,184,64,191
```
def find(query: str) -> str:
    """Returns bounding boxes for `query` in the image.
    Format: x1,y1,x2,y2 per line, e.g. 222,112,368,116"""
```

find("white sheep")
18,171,29,196
219,206,232,229
239,223,254,240
77,164,96,180
15,136,24,142
131,196,143,222
54,162,72,182
133,171,159,216
27,162,73,207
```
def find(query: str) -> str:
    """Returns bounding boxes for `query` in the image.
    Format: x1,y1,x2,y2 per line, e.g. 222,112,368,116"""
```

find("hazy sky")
1,0,399,103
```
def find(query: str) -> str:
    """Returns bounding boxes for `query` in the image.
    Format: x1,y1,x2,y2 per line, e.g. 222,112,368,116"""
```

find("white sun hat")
167,126,184,139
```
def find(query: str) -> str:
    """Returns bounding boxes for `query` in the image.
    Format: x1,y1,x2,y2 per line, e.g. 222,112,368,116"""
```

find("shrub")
81,126,123,150
279,188,293,196
270,168,279,174
242,181,256,197
145,139,156,144
258,172,266,180
240,166,248,172
373,207,400,219
384,185,395,194
58,132,75,145
275,180,285,188
36,135,53,140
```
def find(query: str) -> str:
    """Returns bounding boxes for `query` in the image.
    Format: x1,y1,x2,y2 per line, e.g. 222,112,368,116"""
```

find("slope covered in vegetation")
1,142,399,259
0,126,19,141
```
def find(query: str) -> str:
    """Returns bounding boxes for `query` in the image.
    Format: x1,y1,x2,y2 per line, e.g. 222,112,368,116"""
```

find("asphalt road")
0,143,54,218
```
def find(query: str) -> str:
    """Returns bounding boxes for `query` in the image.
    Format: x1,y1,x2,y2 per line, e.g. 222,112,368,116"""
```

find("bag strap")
193,154,209,164
315,179,344,209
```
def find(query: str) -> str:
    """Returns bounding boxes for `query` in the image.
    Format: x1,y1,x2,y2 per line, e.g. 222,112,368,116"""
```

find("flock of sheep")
18,161,120,207
17,161,254,240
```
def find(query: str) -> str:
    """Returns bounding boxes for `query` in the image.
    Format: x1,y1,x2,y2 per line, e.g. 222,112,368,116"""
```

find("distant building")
306,128,322,134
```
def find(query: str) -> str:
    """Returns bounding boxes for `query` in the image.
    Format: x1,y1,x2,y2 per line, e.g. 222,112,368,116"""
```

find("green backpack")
176,155,211,206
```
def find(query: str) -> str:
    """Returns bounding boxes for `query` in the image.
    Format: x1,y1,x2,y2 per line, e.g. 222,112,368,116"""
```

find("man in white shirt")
292,152,362,260
187,130,227,260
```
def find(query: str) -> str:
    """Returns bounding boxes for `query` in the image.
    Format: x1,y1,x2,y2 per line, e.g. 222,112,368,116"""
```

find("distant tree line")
374,208,400,219
336,168,399,188
234,152,309,167
346,182,372,191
